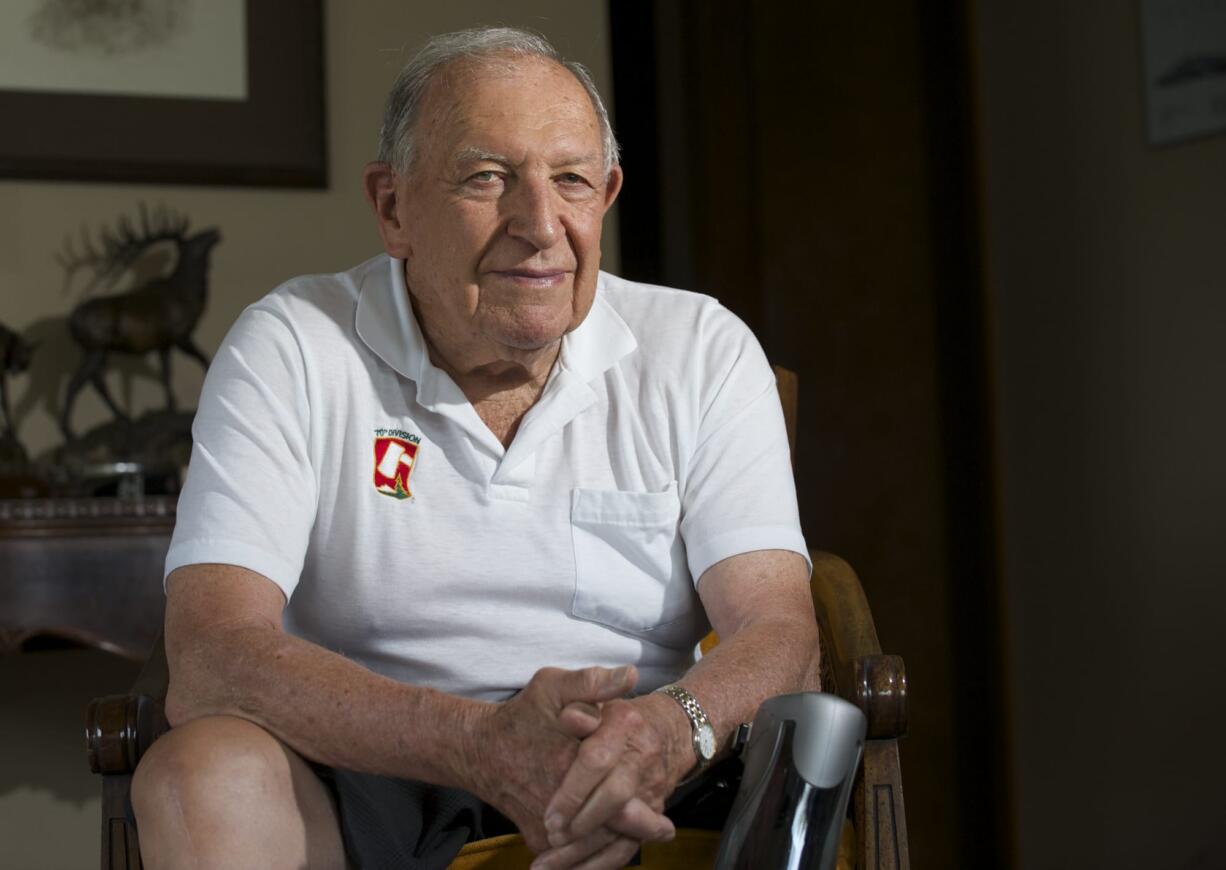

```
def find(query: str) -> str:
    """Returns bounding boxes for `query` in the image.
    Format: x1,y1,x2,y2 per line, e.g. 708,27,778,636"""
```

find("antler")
56,203,191,296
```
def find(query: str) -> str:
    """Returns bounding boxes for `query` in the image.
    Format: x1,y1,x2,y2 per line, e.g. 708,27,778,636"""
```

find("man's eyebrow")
453,147,512,165
451,146,602,168
551,150,603,168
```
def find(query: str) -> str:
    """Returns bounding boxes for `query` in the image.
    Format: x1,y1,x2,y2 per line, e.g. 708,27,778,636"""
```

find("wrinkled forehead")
413,55,602,166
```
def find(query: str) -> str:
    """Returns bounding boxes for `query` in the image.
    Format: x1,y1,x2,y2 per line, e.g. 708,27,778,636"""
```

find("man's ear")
602,164,624,213
362,161,412,258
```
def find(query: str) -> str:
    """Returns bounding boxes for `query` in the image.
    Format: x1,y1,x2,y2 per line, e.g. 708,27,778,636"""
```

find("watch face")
697,724,717,760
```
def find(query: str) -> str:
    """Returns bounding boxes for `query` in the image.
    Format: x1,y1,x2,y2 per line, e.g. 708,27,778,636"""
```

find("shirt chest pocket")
570,482,694,634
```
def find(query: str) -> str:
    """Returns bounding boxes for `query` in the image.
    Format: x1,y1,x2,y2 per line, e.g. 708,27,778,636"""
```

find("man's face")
378,56,622,368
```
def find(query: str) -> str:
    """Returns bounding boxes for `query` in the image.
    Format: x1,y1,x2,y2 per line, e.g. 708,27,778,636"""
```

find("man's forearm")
162,565,674,856
673,550,822,766
684,615,820,746
648,614,820,783
166,618,485,789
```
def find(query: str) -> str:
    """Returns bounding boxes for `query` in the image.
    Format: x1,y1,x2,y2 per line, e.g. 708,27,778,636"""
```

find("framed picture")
1140,0,1226,146
0,0,326,187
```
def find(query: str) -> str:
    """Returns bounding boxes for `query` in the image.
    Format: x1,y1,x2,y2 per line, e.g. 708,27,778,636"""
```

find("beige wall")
975,3,1226,866
0,3,615,865
0,0,618,456
0,649,141,870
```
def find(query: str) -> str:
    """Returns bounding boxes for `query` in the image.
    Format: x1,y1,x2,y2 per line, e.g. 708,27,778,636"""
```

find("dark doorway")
610,2,1008,865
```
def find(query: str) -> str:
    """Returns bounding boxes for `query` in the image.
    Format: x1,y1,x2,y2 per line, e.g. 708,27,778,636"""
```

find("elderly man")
131,26,818,870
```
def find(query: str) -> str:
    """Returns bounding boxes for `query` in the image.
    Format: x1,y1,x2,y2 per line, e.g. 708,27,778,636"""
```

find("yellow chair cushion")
448,830,721,869
449,833,535,869
448,821,855,869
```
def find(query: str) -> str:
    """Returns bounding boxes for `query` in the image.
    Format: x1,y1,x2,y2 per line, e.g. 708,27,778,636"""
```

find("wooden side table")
0,497,176,661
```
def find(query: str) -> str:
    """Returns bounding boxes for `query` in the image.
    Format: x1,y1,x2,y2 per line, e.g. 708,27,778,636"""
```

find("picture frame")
1140,0,1226,146
0,0,326,188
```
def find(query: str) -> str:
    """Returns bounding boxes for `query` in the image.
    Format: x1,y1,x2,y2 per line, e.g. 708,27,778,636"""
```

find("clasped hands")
465,664,695,870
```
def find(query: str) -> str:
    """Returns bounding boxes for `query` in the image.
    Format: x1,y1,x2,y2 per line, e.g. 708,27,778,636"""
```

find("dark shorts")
314,758,742,870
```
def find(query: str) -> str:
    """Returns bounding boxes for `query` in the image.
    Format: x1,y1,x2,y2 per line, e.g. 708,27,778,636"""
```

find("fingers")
568,758,636,840
570,839,648,870
530,830,644,870
557,701,602,738
548,794,672,849
545,730,622,837
535,665,638,709
545,701,645,836
610,797,674,844
529,826,618,870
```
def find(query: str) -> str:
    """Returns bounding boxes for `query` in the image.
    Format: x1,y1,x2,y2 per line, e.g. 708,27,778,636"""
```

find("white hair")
376,26,621,177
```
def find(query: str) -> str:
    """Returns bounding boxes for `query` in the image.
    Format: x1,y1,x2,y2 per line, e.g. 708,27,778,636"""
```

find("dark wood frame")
0,0,326,188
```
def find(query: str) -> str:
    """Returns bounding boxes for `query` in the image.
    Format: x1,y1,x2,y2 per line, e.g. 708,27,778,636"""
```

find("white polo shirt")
167,255,808,701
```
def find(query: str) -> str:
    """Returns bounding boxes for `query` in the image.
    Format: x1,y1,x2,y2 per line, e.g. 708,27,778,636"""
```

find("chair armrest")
86,631,171,774
810,551,911,867
851,653,907,739
86,693,169,774
809,550,908,739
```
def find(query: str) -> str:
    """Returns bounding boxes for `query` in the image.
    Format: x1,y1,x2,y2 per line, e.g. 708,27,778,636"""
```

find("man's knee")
133,714,292,819
132,715,341,868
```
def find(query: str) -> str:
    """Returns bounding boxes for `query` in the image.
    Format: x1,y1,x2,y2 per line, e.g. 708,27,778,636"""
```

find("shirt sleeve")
164,304,319,601
679,305,810,585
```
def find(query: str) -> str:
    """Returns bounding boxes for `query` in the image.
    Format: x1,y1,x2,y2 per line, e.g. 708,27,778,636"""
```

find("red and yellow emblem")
373,430,421,500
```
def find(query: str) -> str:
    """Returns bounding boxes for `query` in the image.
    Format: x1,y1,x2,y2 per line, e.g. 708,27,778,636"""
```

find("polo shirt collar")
355,257,638,389
559,272,639,381
354,255,430,384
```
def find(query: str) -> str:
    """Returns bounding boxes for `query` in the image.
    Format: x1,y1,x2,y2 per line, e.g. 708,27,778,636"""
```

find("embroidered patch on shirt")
373,428,421,500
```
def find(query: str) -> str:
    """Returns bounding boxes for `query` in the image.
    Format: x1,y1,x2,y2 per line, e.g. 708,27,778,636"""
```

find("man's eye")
557,172,588,186
468,170,501,184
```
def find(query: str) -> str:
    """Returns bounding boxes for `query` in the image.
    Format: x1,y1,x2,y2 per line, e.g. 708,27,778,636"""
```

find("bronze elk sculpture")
57,206,220,439
0,322,34,442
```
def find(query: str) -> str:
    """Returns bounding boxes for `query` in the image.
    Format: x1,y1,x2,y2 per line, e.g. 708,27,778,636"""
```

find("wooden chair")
86,367,910,869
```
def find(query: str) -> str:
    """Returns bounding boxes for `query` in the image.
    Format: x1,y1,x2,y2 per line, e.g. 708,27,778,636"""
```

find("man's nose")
505,177,559,249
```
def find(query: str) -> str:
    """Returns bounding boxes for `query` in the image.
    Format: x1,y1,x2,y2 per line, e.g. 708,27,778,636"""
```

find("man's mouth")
490,268,570,287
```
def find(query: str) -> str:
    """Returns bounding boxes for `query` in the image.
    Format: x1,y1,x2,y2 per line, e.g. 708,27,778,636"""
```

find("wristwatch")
655,684,717,775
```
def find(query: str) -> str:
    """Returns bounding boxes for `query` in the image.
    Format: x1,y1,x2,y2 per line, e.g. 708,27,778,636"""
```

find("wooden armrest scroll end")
86,693,169,775
851,654,907,739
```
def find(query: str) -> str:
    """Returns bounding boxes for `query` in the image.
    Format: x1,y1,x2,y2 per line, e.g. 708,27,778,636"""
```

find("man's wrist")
656,683,722,783
449,696,498,794
638,692,699,787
